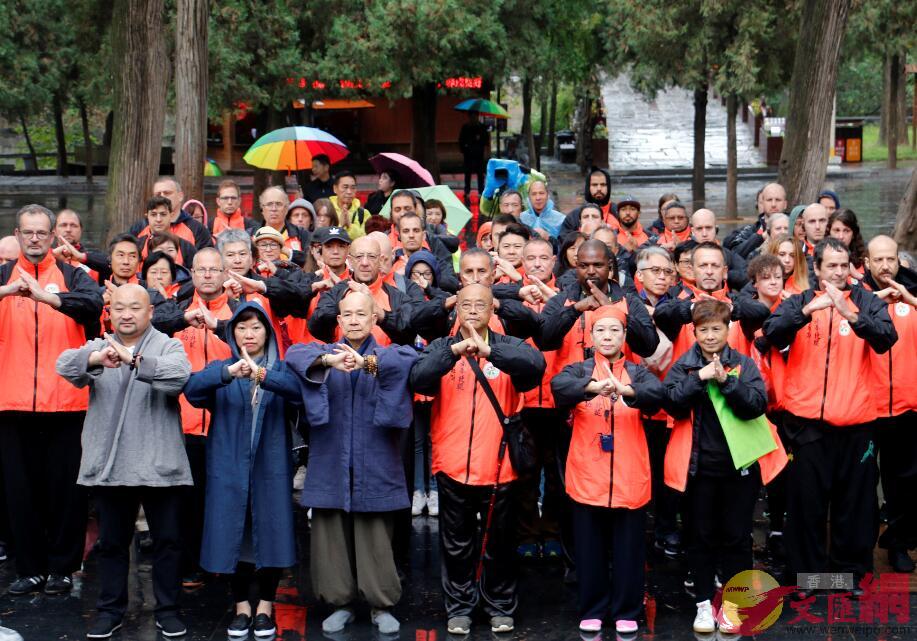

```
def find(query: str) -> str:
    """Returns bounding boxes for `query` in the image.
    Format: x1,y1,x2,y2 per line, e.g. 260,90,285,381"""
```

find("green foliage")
861,123,917,162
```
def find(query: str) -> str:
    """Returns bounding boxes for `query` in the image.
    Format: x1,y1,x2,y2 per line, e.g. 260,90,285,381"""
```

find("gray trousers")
310,509,402,608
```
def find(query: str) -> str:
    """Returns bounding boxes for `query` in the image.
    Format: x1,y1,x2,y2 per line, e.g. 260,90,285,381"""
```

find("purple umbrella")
369,153,435,189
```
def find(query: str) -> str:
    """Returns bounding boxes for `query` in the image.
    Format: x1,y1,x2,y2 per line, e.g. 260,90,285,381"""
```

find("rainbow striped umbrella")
243,126,349,171
454,98,508,119
203,158,222,176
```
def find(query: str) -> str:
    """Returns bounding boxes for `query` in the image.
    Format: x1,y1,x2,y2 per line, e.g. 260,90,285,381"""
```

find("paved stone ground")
602,75,766,170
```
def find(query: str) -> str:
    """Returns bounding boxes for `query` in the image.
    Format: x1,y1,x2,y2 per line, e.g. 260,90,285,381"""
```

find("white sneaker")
293,466,306,491
426,490,439,516
717,601,741,635
693,600,716,634
411,491,427,516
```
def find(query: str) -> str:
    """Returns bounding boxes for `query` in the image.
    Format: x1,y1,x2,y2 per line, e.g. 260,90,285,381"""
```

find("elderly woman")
183,302,302,639
551,306,665,636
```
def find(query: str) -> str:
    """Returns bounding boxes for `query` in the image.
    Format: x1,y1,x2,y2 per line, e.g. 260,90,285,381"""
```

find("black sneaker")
8,575,45,595
227,612,251,637
87,615,122,639
155,615,187,637
252,613,276,638
45,574,73,595
889,547,916,573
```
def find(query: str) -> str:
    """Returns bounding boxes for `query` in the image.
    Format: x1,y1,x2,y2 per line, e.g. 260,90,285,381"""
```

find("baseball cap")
313,226,352,245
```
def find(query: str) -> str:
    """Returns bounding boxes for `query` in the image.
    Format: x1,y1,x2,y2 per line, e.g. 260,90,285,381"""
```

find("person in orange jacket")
665,299,786,634
0,205,103,596
862,235,917,573
551,305,665,635
410,284,545,636
763,237,897,595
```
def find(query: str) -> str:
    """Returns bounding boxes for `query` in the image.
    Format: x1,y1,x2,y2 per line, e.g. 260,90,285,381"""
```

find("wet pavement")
2,497,916,641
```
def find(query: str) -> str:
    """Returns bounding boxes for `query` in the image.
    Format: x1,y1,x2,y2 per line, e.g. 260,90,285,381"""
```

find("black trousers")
230,562,282,604
685,470,760,603
644,419,681,539
554,417,575,565
437,472,518,618
0,411,87,577
463,155,484,198
180,435,207,575
95,486,183,619
785,425,878,582
765,419,790,533
572,502,646,621
877,412,917,550
516,408,565,545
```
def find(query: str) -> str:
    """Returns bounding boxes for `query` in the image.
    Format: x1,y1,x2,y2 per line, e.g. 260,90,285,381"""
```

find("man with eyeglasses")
130,177,213,250
0,204,103,596
258,186,310,267
211,180,259,237
411,284,545,635
308,235,422,346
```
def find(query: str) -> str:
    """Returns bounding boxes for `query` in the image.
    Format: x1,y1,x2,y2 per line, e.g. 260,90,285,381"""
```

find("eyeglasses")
411,270,433,279
19,230,50,239
256,242,282,250
640,266,676,277
261,201,286,209
193,268,224,275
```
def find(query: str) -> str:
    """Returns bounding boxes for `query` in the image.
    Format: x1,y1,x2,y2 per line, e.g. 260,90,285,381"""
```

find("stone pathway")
602,74,765,170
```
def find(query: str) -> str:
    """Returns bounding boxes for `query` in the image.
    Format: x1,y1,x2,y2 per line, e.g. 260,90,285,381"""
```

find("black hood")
583,168,612,207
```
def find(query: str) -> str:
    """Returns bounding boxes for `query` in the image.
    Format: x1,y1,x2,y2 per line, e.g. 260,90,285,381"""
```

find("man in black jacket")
559,168,614,238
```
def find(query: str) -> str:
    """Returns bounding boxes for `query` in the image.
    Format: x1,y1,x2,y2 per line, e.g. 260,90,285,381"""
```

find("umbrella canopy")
243,126,348,171
203,158,222,177
454,98,508,119
369,153,435,189
378,185,473,234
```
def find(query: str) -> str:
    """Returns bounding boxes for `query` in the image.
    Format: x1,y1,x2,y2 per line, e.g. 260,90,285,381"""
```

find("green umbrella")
378,185,472,234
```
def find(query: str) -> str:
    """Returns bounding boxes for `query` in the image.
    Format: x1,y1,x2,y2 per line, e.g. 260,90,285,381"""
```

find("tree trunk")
18,113,38,171
726,94,738,217
538,93,547,165
893,166,917,253
880,52,909,146
574,94,594,174
692,85,707,210
53,94,69,177
888,53,899,169
547,80,557,158
410,83,440,182
173,0,209,201
105,0,169,240
778,0,851,205
521,77,538,171
78,99,93,183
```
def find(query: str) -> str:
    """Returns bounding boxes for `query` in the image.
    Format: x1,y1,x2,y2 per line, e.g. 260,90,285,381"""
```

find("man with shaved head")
724,182,787,253
286,290,418,635
863,235,917,573
411,284,546,635
689,209,748,290
801,203,829,254
57,282,192,638
308,234,424,345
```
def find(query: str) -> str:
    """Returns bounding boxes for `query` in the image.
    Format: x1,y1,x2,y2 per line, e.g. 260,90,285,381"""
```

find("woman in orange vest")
551,306,664,636
664,299,786,635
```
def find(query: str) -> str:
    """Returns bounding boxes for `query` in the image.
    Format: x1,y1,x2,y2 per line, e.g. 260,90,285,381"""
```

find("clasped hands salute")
802,280,861,322
585,362,637,399
0,266,62,307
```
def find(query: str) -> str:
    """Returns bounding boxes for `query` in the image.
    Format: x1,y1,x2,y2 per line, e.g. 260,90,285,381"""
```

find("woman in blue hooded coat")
183,301,302,639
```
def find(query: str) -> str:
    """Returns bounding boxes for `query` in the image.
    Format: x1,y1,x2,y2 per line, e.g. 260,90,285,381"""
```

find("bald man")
724,182,787,253
0,236,19,264
690,209,749,290
368,231,394,277
411,284,546,635
863,235,917,573
308,235,423,345
57,283,192,638
285,290,418,635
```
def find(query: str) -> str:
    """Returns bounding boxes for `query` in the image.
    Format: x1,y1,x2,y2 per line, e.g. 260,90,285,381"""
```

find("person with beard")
763,238,897,595
614,196,650,253
862,235,917,572
538,240,660,368
559,169,614,238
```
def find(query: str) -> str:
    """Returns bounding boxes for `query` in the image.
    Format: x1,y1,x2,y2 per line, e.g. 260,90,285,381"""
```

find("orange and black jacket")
762,286,897,428
552,355,664,508
0,253,104,413
411,331,546,486
130,209,213,250
537,280,659,360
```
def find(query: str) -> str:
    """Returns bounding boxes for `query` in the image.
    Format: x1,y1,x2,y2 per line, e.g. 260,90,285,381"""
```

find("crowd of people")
0,161,914,639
